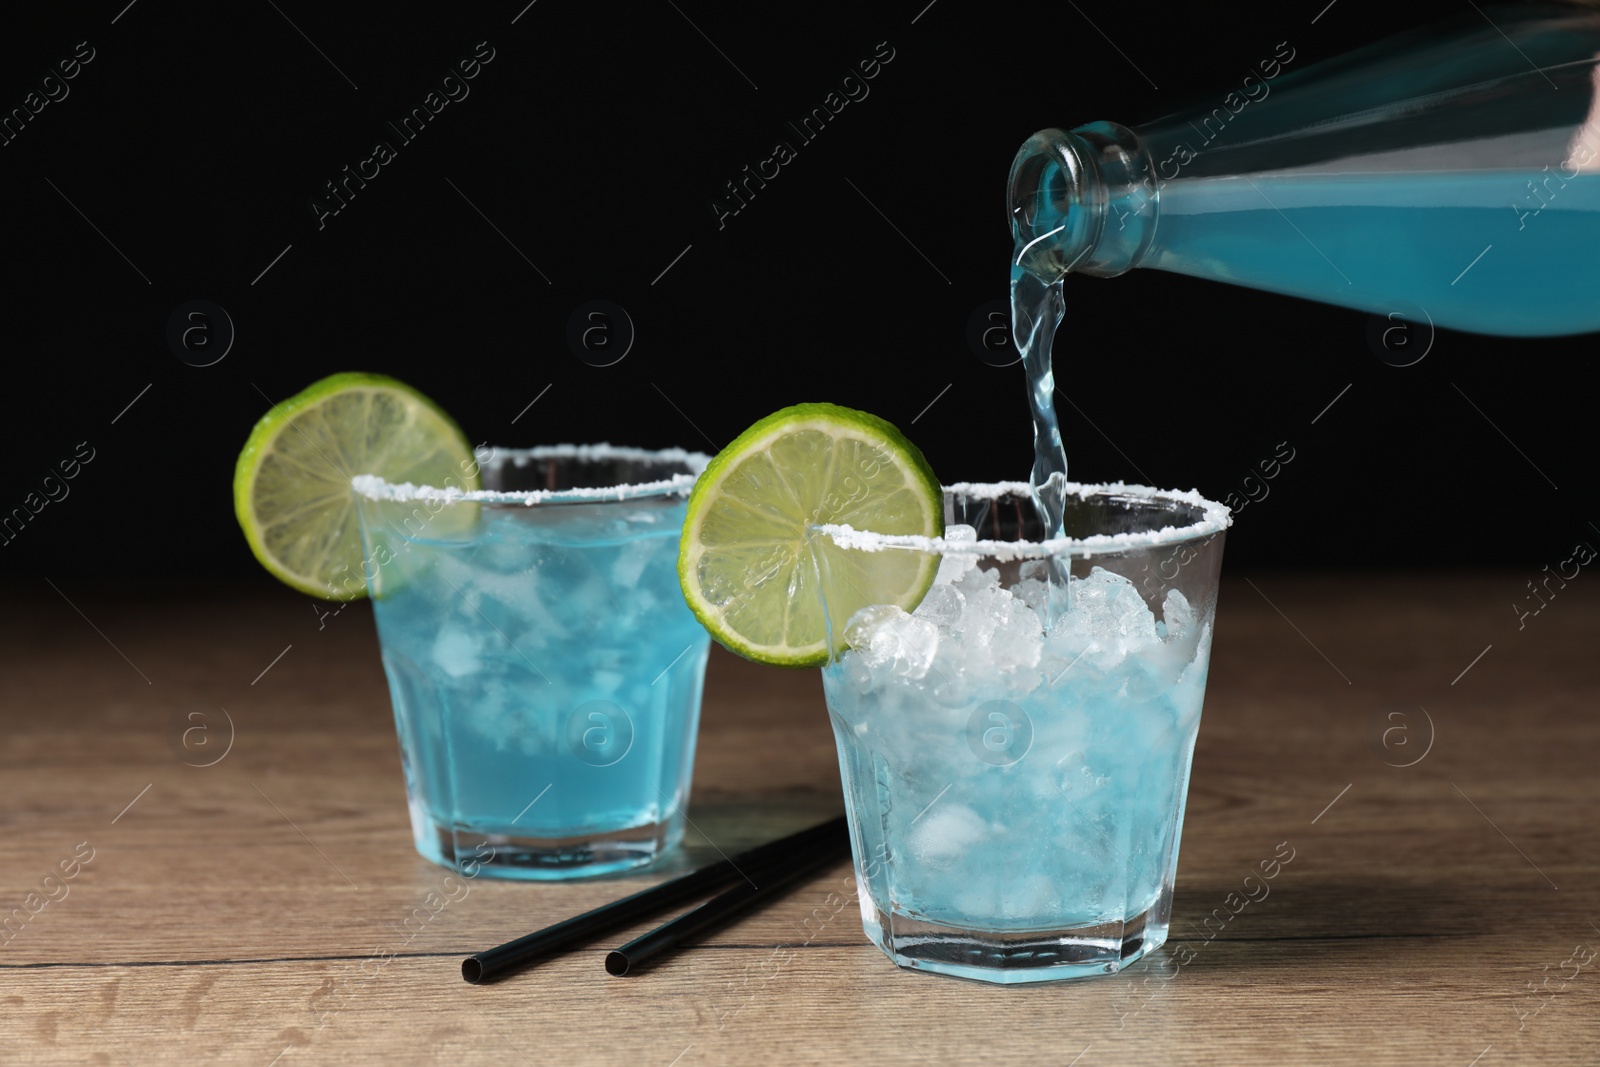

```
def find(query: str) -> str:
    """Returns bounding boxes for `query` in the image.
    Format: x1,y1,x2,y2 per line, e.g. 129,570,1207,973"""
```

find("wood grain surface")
2,574,1597,1065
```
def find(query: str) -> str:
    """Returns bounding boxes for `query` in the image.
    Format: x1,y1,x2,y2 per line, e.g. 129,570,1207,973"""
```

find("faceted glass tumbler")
813,482,1228,982
352,446,712,880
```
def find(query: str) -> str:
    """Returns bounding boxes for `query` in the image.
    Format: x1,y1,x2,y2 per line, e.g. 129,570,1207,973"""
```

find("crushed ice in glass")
842,550,1200,696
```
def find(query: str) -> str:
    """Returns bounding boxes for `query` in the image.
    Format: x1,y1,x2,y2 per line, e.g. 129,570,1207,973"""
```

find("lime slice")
678,402,943,667
234,372,478,600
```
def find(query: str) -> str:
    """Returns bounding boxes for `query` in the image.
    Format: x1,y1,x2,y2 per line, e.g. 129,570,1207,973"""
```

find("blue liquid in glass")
368,498,710,879
822,557,1213,983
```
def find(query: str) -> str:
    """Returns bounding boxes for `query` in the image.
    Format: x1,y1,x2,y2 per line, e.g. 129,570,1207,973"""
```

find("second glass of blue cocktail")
812,482,1229,982
352,445,711,879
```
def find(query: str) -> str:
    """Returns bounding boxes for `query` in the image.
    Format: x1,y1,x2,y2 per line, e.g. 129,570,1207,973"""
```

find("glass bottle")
1008,3,1600,336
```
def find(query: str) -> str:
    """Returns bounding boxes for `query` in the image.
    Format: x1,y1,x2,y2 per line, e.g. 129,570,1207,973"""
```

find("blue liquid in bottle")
1149,170,1600,337
1009,6,1600,337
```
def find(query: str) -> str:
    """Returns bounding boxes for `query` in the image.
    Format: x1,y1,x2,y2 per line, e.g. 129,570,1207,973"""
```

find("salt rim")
350,444,710,506
814,480,1232,559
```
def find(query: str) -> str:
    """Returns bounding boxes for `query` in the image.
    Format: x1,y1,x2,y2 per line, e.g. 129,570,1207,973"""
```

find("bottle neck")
1008,121,1156,281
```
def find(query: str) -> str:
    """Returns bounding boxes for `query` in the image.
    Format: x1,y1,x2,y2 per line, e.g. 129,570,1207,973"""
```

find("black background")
0,0,1589,592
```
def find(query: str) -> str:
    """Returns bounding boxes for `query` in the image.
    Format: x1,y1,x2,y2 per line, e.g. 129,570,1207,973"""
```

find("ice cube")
1041,566,1164,672
1162,588,1195,643
845,605,938,680
474,525,539,573
913,584,966,631
1074,567,1159,645
935,524,980,583
945,523,978,546
997,872,1060,921
844,605,900,665
462,687,513,749
954,563,1000,595
431,626,482,678
957,582,1003,648
907,802,989,868
1012,578,1050,613
611,538,658,588
989,597,1044,674
840,654,875,694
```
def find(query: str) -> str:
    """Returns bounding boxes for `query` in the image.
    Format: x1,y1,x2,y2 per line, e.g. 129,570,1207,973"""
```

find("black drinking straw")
461,815,847,983
604,826,853,976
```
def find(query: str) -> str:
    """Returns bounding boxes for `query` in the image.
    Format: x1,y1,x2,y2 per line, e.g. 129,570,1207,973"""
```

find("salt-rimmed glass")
351,444,712,880
811,481,1229,982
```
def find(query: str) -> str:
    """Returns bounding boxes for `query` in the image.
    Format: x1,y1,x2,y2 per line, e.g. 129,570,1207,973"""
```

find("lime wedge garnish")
678,402,943,667
233,372,478,600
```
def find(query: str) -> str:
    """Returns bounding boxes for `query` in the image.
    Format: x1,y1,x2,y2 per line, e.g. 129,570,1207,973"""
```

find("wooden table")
3,574,1596,1065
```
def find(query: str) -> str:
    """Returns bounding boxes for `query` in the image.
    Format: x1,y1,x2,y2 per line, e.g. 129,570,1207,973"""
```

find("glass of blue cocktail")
352,445,711,880
812,481,1229,982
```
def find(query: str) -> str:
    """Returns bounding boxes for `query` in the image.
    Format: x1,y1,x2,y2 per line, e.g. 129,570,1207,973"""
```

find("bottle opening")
1008,129,1091,282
